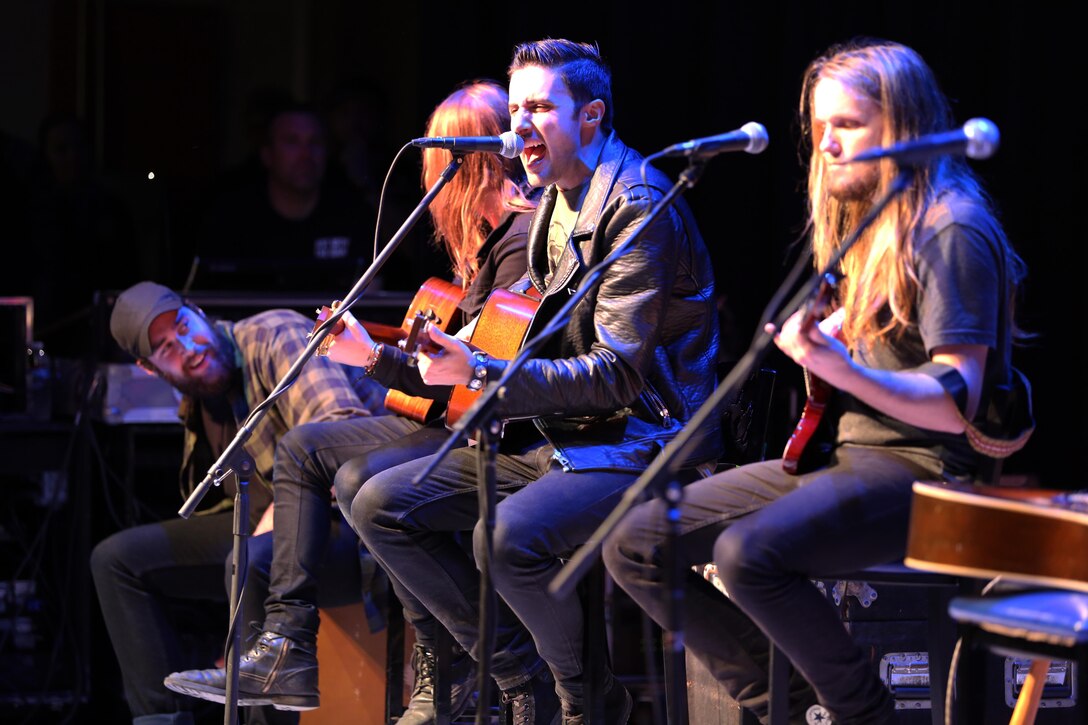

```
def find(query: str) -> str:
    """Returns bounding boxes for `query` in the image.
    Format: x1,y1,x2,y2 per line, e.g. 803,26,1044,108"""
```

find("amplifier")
100,362,180,424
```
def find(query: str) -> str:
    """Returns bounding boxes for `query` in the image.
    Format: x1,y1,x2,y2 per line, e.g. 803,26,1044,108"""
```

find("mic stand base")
474,418,500,725
222,453,254,725
662,478,690,725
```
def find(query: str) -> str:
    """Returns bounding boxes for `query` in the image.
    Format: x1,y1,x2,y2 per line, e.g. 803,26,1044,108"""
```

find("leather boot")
163,631,319,711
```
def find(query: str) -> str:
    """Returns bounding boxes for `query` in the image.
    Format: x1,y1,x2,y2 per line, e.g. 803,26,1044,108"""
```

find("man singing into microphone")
329,38,721,724
604,38,1029,724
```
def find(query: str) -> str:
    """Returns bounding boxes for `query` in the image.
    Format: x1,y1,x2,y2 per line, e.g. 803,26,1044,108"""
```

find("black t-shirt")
835,190,1008,477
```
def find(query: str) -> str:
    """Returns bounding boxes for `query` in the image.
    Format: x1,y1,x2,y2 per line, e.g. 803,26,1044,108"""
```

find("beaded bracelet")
466,350,489,391
363,342,384,377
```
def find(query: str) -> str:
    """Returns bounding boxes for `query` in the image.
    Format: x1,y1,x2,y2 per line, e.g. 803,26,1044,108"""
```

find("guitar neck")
780,275,841,474
361,321,407,347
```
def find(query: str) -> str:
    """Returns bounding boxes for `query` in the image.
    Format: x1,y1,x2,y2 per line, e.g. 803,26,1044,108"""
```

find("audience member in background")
195,102,374,294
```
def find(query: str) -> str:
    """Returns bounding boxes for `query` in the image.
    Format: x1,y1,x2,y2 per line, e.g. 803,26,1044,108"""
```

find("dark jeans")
347,441,636,704
268,414,454,648
90,474,366,722
602,446,943,725
91,511,235,721
244,519,365,725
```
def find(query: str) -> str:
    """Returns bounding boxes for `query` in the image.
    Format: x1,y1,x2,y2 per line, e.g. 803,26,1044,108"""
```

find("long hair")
422,80,533,285
800,39,1023,347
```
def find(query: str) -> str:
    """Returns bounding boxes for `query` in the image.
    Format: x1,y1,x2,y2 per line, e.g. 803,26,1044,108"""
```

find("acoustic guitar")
905,480,1088,593
781,274,840,474
445,287,541,427
311,277,465,422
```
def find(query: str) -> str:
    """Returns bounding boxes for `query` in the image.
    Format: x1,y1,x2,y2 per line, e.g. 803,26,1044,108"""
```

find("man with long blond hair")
164,80,536,725
605,38,1028,724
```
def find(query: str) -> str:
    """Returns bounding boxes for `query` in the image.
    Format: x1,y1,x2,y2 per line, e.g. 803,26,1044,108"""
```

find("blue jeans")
603,446,943,725
347,441,636,704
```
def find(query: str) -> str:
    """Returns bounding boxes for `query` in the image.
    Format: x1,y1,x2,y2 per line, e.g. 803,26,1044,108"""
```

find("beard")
826,162,881,202
159,333,238,399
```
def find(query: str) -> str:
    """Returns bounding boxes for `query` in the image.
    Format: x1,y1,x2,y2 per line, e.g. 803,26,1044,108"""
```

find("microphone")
847,118,1000,164
660,122,769,158
411,131,524,159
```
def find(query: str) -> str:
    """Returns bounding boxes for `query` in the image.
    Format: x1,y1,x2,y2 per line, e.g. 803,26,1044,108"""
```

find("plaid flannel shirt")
178,308,372,514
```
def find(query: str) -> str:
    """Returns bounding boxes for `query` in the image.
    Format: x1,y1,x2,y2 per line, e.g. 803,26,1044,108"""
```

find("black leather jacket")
374,133,721,472
492,133,721,471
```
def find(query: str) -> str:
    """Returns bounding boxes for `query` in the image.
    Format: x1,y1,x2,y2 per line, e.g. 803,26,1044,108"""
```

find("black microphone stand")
473,415,501,724
222,452,253,725
177,152,467,725
411,153,714,725
547,166,917,724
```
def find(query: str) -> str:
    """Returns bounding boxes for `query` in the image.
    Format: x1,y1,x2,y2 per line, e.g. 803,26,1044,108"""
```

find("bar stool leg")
1009,659,1049,725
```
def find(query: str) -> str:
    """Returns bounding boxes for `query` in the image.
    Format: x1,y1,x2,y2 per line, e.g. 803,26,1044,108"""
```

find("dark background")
1,1,1083,722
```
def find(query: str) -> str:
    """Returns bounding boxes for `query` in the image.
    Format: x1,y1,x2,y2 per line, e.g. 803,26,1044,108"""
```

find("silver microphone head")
499,131,525,159
963,118,1000,160
741,122,769,154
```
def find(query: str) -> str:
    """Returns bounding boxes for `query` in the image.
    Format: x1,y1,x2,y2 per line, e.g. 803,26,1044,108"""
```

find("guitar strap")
956,231,1035,462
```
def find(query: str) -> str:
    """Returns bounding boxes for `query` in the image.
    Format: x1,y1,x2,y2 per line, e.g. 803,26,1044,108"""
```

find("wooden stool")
300,604,393,725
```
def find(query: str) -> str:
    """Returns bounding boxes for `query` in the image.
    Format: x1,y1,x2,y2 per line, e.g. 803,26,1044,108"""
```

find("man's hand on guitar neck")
417,322,477,386
324,309,380,368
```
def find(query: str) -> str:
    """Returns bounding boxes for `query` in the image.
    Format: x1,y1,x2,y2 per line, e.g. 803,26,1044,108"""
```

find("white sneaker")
805,704,834,724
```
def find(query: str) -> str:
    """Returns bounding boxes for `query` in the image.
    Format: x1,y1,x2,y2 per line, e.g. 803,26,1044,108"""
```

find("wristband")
465,350,489,391
363,342,384,377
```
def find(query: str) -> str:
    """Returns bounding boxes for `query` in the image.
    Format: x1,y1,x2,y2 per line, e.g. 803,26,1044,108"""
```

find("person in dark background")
209,86,297,208
193,102,374,295
322,78,386,219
